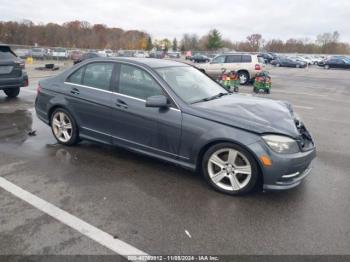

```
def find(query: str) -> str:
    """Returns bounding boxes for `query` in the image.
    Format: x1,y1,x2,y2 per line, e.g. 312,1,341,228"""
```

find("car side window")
82,62,114,91
118,64,163,100
241,55,252,63
212,56,226,64
66,67,85,84
226,55,241,63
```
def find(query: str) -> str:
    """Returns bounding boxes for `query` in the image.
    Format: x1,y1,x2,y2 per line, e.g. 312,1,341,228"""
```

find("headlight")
262,135,300,154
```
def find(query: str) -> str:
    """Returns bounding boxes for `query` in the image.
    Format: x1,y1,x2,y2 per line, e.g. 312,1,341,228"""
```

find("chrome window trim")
64,81,181,112
81,126,188,160
64,60,181,110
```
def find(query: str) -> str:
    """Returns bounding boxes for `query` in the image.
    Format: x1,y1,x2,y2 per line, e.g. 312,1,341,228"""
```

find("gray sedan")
35,58,316,195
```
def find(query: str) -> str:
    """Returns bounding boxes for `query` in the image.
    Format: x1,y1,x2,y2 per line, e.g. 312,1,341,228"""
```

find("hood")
188,94,300,137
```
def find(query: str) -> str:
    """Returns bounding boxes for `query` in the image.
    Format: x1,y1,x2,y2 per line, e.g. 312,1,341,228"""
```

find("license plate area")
0,66,13,74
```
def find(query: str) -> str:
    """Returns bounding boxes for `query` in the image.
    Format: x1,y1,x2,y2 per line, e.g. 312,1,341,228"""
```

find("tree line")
178,30,350,54
0,20,149,50
0,20,349,54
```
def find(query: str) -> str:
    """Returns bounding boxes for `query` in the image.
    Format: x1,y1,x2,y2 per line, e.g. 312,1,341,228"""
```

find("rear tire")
238,71,249,85
4,87,20,98
50,108,79,146
202,142,259,195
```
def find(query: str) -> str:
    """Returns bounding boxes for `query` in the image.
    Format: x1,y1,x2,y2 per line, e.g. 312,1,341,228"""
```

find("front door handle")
70,88,80,95
115,99,128,109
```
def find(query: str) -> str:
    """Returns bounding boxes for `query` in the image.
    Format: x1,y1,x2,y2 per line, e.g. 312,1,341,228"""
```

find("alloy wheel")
52,111,73,143
239,73,248,84
207,148,252,192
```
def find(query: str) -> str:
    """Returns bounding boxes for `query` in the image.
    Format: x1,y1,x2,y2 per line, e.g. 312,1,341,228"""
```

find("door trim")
81,126,189,160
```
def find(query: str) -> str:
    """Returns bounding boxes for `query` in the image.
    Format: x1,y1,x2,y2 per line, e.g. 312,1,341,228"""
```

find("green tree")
180,43,185,52
172,38,178,51
206,29,223,50
146,36,153,51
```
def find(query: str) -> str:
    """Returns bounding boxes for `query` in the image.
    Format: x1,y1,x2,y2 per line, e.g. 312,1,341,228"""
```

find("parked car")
271,57,307,68
134,50,148,58
97,49,113,57
258,53,274,63
0,44,28,98
197,53,263,85
15,49,30,59
294,56,312,65
309,56,323,65
320,57,350,70
167,52,181,58
185,51,192,60
191,54,210,63
149,51,165,59
52,48,68,60
30,48,47,59
35,57,316,195
73,52,102,64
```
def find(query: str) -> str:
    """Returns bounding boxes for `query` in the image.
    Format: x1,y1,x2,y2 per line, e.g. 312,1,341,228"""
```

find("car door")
110,63,182,159
340,59,350,69
206,55,226,77
64,62,115,143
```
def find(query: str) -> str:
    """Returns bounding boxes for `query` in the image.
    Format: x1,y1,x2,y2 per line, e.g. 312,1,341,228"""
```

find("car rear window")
226,55,241,63
0,46,16,60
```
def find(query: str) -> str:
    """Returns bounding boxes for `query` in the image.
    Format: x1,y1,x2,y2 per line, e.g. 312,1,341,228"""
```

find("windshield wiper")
191,92,229,104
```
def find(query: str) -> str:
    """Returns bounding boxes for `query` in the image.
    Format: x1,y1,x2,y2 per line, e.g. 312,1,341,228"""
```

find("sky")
1,0,350,42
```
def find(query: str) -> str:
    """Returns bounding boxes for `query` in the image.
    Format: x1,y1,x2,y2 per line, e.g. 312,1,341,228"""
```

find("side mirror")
146,95,169,108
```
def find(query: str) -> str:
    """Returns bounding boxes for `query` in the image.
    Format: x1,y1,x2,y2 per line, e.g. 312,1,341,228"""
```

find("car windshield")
156,66,227,104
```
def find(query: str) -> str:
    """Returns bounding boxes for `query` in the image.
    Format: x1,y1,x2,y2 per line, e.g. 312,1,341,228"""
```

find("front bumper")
248,140,316,191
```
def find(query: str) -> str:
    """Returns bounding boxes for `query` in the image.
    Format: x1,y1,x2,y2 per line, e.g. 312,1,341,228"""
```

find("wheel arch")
48,104,75,126
196,139,264,186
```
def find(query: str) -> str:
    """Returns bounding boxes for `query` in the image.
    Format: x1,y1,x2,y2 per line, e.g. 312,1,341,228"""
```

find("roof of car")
93,57,189,69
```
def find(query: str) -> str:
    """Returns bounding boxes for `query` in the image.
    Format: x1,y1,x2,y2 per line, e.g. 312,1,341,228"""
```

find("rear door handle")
70,88,80,95
115,99,128,109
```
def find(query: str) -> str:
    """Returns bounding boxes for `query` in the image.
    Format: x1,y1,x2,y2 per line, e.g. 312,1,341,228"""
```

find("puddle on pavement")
0,109,33,144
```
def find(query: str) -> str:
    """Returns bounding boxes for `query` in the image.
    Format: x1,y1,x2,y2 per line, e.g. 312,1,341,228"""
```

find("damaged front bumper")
248,139,316,191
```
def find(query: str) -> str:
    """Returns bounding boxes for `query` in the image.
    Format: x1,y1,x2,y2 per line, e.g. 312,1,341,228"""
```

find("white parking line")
293,105,314,110
272,90,327,97
0,176,148,257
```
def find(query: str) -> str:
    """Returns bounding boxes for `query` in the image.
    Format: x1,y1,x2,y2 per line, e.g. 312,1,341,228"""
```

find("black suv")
0,44,28,98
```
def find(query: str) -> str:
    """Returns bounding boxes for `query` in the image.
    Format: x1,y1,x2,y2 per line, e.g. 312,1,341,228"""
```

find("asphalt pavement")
0,62,349,258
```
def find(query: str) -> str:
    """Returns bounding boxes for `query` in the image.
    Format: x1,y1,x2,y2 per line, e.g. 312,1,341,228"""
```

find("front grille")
295,119,314,151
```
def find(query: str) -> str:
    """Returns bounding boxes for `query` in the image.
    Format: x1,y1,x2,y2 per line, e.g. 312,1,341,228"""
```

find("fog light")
260,155,272,166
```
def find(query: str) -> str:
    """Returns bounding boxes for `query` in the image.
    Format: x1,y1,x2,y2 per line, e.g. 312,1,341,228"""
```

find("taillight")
23,78,29,87
255,64,261,70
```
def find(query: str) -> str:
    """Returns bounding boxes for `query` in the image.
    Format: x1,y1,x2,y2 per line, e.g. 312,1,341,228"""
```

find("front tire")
50,108,79,146
4,87,20,98
202,143,259,195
